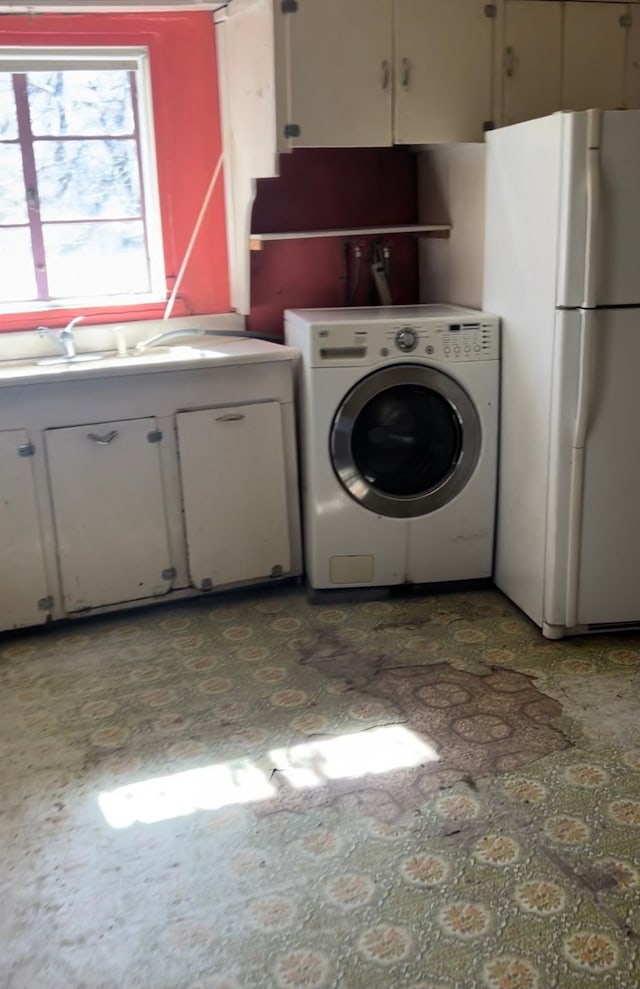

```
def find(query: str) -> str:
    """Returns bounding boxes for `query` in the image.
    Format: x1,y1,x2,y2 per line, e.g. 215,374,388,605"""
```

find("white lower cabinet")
0,355,301,632
45,418,173,612
177,402,291,590
0,429,49,631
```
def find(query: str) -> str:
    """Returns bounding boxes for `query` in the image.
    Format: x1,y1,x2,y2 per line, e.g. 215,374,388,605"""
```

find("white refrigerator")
484,109,640,639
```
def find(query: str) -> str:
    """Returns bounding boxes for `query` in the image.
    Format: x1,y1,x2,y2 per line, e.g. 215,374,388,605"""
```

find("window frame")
0,12,230,333
0,44,166,311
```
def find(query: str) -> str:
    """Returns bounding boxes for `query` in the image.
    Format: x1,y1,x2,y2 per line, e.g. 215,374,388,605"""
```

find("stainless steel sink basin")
36,353,105,366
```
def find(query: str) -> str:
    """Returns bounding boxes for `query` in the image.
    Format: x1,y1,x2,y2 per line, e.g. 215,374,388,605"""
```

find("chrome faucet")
38,315,84,359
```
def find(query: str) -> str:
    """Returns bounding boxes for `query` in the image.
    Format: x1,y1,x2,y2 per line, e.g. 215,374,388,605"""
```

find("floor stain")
261,633,569,821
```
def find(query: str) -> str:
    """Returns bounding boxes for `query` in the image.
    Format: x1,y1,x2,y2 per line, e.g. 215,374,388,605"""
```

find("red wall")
0,13,229,331
1,16,419,336
247,148,420,339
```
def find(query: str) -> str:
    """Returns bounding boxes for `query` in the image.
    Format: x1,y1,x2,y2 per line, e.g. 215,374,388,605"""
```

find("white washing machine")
285,305,500,590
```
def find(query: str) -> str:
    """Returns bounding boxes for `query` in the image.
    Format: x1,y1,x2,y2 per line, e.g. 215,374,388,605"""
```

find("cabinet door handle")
401,57,411,90
381,59,390,91
87,430,118,445
504,46,516,78
216,413,245,423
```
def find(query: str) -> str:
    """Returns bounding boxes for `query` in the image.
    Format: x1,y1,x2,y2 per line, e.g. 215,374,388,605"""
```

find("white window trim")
0,45,166,313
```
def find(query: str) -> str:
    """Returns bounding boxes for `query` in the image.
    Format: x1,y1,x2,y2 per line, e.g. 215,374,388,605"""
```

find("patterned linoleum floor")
1,586,640,989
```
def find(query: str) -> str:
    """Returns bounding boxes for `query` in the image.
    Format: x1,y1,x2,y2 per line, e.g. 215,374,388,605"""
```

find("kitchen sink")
0,337,287,387
37,353,105,366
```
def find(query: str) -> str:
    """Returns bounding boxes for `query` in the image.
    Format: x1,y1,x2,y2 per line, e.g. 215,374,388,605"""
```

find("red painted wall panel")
248,148,420,339
0,12,229,331
1,23,419,337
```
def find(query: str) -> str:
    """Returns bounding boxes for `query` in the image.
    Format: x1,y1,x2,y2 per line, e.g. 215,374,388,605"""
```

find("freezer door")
574,309,640,625
557,109,640,307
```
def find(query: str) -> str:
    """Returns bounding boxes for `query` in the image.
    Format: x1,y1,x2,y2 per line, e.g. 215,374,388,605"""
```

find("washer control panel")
386,316,499,362
308,310,499,366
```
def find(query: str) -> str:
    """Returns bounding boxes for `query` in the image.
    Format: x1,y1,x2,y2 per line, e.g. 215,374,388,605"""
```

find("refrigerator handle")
582,109,602,308
565,110,601,629
565,309,596,629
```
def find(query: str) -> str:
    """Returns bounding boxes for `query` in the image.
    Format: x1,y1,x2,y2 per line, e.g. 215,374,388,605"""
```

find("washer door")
330,364,481,518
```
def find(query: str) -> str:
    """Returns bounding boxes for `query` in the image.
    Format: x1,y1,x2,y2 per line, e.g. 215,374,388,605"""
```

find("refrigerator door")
545,309,640,625
557,109,640,307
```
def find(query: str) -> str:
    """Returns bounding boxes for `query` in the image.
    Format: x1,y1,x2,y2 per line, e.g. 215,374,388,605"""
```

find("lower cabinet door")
0,429,49,631
177,402,291,589
45,418,173,612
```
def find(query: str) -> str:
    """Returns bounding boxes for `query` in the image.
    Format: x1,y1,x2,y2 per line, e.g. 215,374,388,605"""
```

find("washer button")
380,347,389,357
474,345,481,352
425,345,434,355
454,346,461,354
444,346,451,355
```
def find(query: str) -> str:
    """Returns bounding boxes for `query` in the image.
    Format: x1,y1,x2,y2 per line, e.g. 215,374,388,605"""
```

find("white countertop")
0,337,299,389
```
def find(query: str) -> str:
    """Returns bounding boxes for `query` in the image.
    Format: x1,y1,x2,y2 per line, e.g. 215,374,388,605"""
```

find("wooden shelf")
249,224,450,251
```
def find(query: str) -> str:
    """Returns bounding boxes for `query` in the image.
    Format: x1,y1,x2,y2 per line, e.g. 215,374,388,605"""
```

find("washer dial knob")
395,327,418,352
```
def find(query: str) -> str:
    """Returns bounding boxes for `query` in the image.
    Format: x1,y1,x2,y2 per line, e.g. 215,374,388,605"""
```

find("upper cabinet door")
394,0,495,143
282,0,393,148
563,2,627,112
501,1,563,126
626,8,640,109
46,418,173,613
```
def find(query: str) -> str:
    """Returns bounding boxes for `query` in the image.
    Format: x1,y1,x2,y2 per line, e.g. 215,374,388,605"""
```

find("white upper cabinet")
500,1,563,125
627,8,640,106
279,0,497,147
562,2,628,111
394,0,495,143
46,418,173,613
0,430,49,632
282,0,393,147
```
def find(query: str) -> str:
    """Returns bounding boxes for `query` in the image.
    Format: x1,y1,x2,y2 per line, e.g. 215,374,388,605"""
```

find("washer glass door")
330,364,481,518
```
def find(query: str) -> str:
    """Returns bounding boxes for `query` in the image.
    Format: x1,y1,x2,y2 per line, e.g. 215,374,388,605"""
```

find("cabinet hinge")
620,13,632,28
161,567,176,581
200,578,213,591
38,596,53,611
147,429,163,443
18,442,35,457
483,120,495,132
484,3,497,18
281,0,298,12
284,123,301,139
271,564,284,578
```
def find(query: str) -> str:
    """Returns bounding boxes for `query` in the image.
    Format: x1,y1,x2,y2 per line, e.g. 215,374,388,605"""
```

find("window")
0,48,164,310
0,14,229,331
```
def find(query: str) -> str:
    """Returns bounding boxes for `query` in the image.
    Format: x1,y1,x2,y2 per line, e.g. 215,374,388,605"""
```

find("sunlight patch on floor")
269,725,438,790
98,725,438,828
